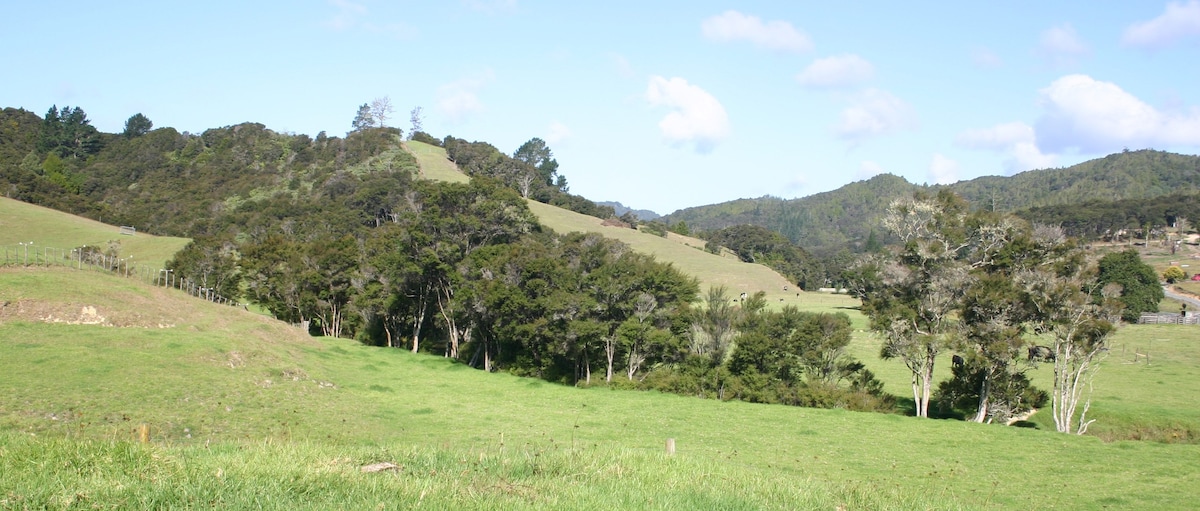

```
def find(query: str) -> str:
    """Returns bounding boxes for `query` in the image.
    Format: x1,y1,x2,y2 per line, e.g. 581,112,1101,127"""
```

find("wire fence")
0,243,242,308
1138,312,1200,325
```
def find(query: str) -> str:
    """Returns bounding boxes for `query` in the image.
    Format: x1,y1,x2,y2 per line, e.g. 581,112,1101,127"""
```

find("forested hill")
664,173,919,258
662,150,1200,257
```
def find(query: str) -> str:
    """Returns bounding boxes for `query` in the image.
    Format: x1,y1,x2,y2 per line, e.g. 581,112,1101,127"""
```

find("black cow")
1028,345,1055,363
952,354,965,368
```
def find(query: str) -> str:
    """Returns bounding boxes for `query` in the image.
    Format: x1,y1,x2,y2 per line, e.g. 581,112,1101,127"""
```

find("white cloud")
929,153,960,185
437,71,494,122
545,121,571,145
1123,1,1200,49
1035,74,1200,153
857,160,885,179
796,54,874,89
1038,23,1089,67
645,76,730,153
701,11,813,53
956,122,1057,173
835,88,916,143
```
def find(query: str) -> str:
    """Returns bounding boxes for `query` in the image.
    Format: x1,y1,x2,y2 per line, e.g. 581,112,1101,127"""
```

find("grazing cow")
952,354,965,368
1028,345,1055,363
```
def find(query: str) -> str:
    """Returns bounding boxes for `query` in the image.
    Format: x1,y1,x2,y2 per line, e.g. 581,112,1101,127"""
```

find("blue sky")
3,1,1200,214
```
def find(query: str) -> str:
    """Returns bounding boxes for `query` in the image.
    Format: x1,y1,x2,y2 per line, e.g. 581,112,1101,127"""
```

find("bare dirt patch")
0,300,176,328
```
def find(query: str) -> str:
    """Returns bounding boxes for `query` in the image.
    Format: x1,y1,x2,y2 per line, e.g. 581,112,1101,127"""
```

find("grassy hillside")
402,140,857,314
0,196,190,270
3,268,1200,509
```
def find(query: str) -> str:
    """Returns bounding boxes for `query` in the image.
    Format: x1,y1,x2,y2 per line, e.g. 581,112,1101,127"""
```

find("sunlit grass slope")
402,141,860,314
0,196,190,270
3,268,1200,509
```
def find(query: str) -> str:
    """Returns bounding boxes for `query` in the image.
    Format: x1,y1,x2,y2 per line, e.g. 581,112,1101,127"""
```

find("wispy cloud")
971,47,1003,69
325,0,367,30
545,121,572,145
956,121,1057,173
463,0,517,14
1037,23,1089,67
437,71,494,122
796,54,874,89
645,76,730,153
701,10,813,53
857,160,885,179
835,88,916,144
324,0,417,38
1122,0,1200,49
929,153,960,185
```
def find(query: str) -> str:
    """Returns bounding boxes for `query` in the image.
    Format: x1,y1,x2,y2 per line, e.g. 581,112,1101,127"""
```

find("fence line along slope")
0,196,190,270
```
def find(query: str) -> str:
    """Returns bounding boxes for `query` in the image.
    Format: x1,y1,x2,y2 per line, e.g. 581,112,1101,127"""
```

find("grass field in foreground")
0,196,190,270
3,269,1200,509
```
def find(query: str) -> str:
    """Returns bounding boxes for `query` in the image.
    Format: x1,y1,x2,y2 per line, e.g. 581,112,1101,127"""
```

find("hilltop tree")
513,137,560,188
39,105,102,158
352,104,375,132
409,106,424,140
370,96,394,128
122,113,153,138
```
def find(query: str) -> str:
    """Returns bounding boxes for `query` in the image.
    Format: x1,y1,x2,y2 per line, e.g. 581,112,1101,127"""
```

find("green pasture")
4,269,1200,508
405,140,469,183
0,196,190,270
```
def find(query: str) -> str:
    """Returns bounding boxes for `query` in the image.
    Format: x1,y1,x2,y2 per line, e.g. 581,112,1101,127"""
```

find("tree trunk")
973,372,993,423
411,292,429,353
604,336,616,383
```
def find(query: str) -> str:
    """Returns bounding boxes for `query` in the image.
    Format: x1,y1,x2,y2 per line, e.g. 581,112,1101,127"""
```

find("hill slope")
0,196,190,270
403,141,842,309
664,150,1200,256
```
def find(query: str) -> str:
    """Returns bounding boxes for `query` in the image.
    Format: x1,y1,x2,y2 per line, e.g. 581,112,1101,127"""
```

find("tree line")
0,104,890,411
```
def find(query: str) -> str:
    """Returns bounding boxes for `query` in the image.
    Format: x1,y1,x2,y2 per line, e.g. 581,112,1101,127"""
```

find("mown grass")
405,140,469,184
0,196,190,270
4,269,1200,509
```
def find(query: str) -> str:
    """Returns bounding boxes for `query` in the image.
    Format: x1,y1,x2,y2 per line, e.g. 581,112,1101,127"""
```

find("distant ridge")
662,149,1200,256
597,201,660,221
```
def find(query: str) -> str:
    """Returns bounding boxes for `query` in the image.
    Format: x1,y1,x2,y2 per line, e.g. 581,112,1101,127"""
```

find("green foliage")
639,220,669,237
704,224,827,289
1164,265,1187,283
410,131,441,146
351,103,374,131
122,113,153,138
443,135,610,218
1097,249,1166,322
934,361,1048,421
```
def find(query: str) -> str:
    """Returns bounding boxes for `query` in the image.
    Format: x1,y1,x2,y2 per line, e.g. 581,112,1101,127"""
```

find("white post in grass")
19,242,32,266
665,438,676,456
